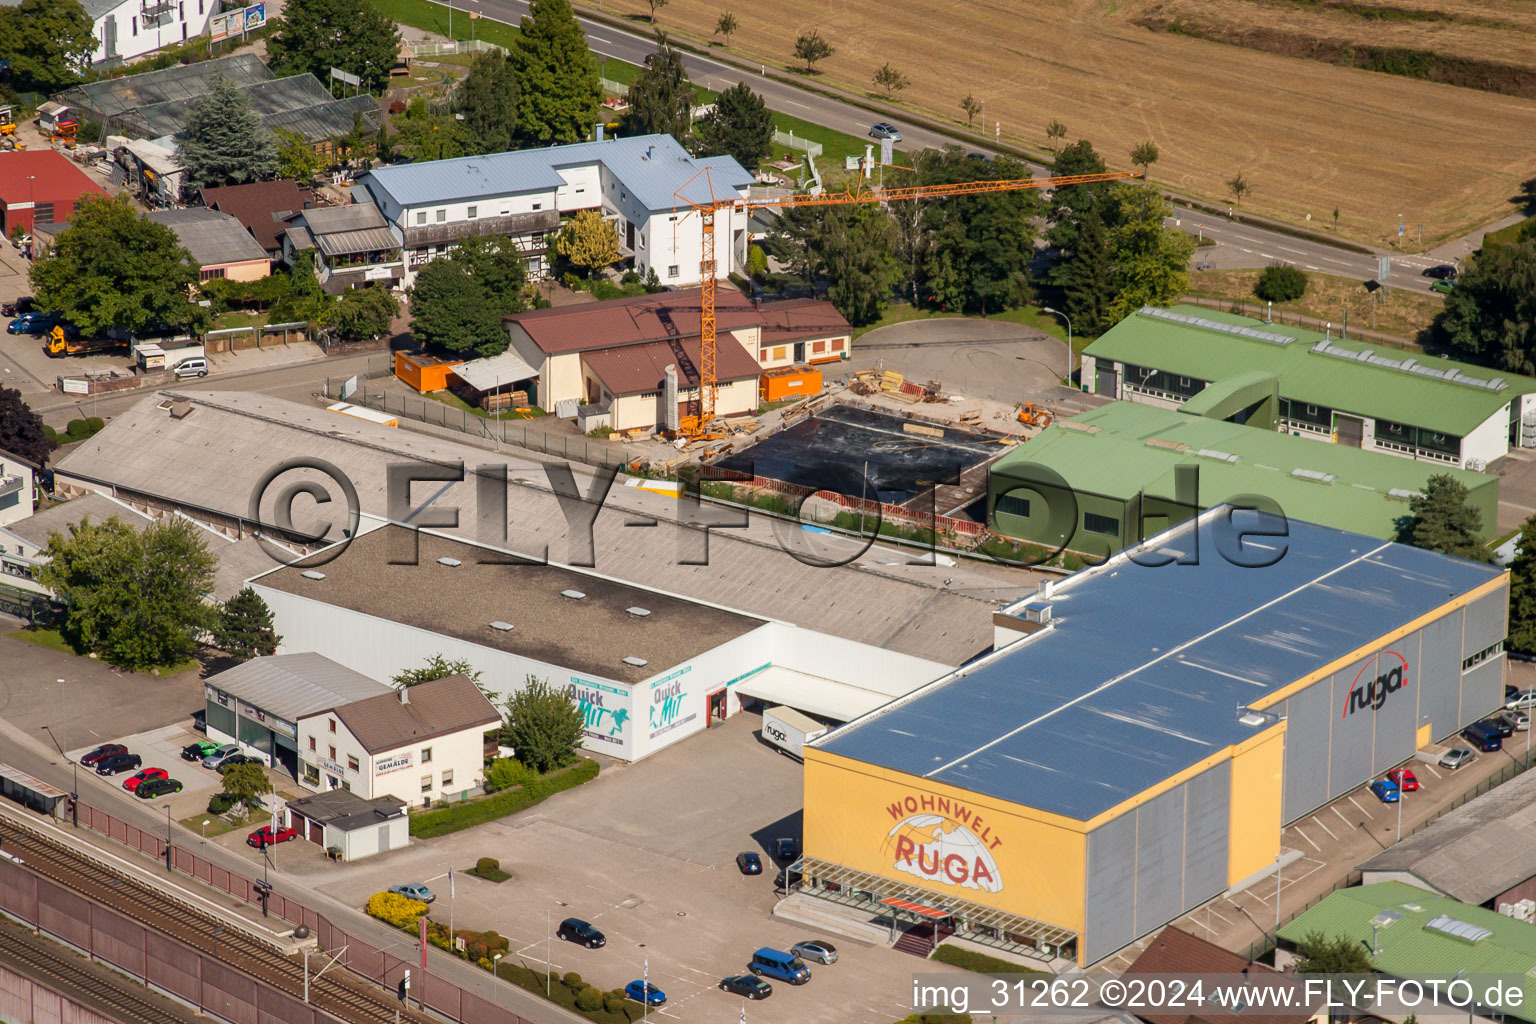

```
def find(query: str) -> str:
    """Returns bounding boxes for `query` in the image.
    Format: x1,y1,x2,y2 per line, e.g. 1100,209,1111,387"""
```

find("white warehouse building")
352,134,754,287
249,525,951,762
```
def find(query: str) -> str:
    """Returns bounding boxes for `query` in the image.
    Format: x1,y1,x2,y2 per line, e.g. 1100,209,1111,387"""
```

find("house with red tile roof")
501,287,850,432
1123,927,1327,1024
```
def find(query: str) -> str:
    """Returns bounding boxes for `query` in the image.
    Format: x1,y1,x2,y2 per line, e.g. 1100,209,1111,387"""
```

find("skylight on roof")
437,557,462,567
622,655,648,667
562,589,586,600
301,570,326,580
488,621,513,632
1423,914,1492,943
626,606,652,617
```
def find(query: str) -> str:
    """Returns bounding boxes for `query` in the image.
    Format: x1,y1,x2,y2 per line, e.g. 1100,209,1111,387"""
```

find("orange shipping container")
394,351,463,393
760,365,823,403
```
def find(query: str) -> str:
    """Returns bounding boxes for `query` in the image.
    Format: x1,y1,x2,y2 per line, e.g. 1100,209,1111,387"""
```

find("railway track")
4,823,436,1024
0,915,201,1024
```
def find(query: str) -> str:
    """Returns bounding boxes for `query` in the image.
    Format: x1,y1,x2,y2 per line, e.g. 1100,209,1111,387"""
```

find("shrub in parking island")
603,991,626,1014
562,972,583,991
366,891,429,927
575,986,604,1012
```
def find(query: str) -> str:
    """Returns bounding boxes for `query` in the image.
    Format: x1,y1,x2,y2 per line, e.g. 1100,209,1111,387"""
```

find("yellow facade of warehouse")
802,579,1503,965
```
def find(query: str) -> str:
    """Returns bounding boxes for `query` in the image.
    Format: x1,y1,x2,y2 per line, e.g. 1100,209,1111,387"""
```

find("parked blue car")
6,313,53,335
624,981,666,1006
1369,778,1400,804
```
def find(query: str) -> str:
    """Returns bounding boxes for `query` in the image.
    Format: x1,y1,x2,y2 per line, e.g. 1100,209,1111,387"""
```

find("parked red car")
247,826,299,848
1386,768,1420,792
123,767,169,792
80,743,126,767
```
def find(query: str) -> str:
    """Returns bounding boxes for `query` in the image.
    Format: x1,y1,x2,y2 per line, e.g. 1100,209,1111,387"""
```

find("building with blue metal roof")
799,507,1508,969
352,134,754,287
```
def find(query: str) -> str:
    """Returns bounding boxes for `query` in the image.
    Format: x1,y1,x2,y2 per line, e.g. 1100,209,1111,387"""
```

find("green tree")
273,128,322,184
210,587,281,662
1129,139,1159,176
873,62,908,98
1043,139,1111,284
959,94,981,129
793,30,833,73
1254,263,1308,303
714,11,737,47
454,51,519,154
1293,930,1373,974
1399,474,1491,562
1060,206,1114,334
0,0,95,91
268,0,400,94
410,237,527,356
1507,516,1536,654
918,147,1041,313
1227,172,1251,205
393,653,482,687
1045,119,1067,148
694,82,774,172
503,676,584,774
645,0,667,21
1103,184,1195,320
1508,516,1536,654
31,195,202,336
511,0,601,146
625,41,692,140
393,95,473,162
179,76,278,192
322,287,397,341
0,386,53,468
770,205,897,326
557,209,618,277
220,762,273,811
37,516,216,671
1433,240,1536,374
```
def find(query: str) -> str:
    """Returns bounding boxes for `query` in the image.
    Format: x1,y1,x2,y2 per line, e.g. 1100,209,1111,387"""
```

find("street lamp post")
1274,853,1282,936
1041,307,1073,386
201,819,210,844
493,952,503,1000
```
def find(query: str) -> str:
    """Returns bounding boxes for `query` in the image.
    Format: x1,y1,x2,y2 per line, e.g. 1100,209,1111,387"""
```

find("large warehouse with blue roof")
798,508,1509,967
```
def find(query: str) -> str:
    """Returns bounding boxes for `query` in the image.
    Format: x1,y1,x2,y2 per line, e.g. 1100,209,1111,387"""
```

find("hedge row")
930,944,1042,975
408,759,600,839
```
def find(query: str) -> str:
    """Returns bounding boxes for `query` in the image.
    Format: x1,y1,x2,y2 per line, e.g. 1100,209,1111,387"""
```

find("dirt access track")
602,0,1536,245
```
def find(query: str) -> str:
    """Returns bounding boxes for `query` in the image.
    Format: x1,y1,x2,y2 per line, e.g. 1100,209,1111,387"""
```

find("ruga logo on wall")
1341,651,1410,718
881,793,1004,893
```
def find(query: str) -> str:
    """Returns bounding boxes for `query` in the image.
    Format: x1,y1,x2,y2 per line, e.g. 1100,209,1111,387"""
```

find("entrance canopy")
735,666,898,722
881,896,950,919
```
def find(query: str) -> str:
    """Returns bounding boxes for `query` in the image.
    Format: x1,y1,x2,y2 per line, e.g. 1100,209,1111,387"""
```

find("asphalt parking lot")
312,712,959,1024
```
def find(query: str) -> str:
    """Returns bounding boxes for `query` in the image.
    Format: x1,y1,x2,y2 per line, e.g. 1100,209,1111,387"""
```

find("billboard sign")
210,4,265,41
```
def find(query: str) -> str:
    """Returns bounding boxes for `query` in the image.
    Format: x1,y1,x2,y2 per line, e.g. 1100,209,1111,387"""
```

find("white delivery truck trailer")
762,706,830,760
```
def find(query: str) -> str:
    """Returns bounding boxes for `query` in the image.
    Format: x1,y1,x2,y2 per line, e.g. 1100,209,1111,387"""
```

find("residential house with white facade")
351,134,754,287
295,674,500,808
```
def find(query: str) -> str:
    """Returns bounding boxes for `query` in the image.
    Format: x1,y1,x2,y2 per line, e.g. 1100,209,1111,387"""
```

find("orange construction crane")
671,166,1140,440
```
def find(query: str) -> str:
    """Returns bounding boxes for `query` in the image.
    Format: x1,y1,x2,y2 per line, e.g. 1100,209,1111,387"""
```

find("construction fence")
4,800,542,1024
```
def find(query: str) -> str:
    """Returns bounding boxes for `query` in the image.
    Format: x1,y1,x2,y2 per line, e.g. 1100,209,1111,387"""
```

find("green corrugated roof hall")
1082,306,1536,471
987,401,1497,559
1279,882,1536,1022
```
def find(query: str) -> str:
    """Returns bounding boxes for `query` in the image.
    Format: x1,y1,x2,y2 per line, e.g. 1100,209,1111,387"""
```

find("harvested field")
599,0,1536,245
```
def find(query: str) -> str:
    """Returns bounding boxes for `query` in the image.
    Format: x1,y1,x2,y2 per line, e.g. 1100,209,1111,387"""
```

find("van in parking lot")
1463,720,1503,752
749,948,811,985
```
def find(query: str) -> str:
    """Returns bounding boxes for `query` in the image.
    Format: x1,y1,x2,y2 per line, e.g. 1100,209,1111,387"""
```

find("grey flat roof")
54,390,1030,665
148,209,269,266
1,492,146,548
818,509,1506,820
206,653,392,720
254,526,762,684
1357,762,1536,903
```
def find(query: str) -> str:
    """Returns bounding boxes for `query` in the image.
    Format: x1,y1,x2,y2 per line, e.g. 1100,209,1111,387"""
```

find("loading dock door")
1336,414,1364,447
1096,365,1119,397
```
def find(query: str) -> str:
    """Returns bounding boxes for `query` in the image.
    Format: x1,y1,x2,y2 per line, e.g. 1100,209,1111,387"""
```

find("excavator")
1015,402,1054,428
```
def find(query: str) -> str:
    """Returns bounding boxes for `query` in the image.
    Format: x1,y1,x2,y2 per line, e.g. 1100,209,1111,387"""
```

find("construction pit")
709,402,1020,522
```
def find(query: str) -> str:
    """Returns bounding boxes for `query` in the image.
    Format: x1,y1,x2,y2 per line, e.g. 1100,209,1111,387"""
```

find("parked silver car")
790,940,838,965
201,743,240,769
1439,746,1476,770
1502,708,1531,732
